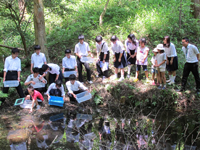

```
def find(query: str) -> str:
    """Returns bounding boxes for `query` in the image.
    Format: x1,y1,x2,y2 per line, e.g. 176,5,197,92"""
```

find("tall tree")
33,0,49,62
99,0,110,26
191,0,200,19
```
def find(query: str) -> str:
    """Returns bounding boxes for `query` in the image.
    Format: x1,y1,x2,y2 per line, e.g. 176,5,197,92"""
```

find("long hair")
163,36,170,48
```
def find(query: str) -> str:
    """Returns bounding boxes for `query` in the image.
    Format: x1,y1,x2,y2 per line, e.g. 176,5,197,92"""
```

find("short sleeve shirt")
96,41,109,54
125,39,139,53
62,55,77,69
32,90,44,101
74,42,90,56
182,43,199,63
31,52,46,68
47,63,60,75
136,46,149,65
111,40,124,54
164,43,177,57
156,53,167,68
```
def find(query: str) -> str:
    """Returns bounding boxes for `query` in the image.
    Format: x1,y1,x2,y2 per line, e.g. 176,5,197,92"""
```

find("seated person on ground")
46,80,65,101
24,67,47,95
66,74,89,102
25,85,44,113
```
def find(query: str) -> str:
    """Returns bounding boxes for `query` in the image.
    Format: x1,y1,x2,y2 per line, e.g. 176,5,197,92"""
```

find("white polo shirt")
48,63,60,75
31,52,46,68
164,43,177,57
96,41,109,54
111,40,124,54
46,83,65,96
4,56,21,72
66,81,88,94
74,42,90,56
182,44,199,63
62,55,77,69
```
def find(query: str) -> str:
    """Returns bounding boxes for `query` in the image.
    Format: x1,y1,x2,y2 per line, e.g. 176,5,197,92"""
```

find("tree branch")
0,44,24,50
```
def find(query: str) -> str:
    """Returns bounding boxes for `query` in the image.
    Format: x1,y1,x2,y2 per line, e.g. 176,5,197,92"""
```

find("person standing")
62,49,77,83
95,35,110,81
125,34,138,78
179,37,200,94
1,48,25,102
110,35,128,81
74,34,93,84
31,45,47,75
163,36,178,85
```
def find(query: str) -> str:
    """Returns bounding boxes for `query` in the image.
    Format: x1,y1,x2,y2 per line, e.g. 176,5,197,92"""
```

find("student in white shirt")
125,34,138,78
31,45,47,75
1,48,24,103
62,49,77,83
75,34,93,84
24,67,47,95
95,36,110,81
179,37,200,93
41,63,63,84
66,74,89,103
110,35,128,81
163,36,178,85
46,80,65,101
151,48,159,85
155,44,167,90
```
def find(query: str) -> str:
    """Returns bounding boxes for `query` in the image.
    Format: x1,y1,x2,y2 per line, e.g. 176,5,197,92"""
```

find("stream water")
0,105,200,150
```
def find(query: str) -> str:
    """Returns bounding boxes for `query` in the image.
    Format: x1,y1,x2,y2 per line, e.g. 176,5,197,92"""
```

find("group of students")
1,34,200,111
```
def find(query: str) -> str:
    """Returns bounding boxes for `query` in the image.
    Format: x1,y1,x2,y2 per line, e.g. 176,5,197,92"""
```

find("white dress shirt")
96,41,109,54
66,81,88,94
125,39,139,53
62,55,77,69
111,40,124,54
156,53,167,68
31,52,46,68
164,43,177,57
182,43,199,63
75,42,90,56
46,83,65,96
4,55,21,72
25,74,47,86
47,63,60,75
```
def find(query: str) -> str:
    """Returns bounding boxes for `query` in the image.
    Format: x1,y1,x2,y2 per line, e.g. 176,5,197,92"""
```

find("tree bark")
191,0,200,19
33,0,49,62
99,0,110,26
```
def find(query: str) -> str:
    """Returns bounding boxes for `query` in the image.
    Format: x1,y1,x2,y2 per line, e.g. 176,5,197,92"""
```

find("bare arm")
30,63,34,73
17,71,21,82
3,71,6,82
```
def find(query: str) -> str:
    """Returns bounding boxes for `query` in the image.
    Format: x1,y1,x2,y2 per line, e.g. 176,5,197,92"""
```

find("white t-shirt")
111,40,124,54
182,43,199,63
156,53,167,68
136,46,149,65
46,83,65,96
164,43,177,57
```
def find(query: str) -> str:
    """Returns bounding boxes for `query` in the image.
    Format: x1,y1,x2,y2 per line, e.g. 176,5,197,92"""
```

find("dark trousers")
49,89,62,97
2,71,24,98
181,62,200,90
96,61,109,77
67,90,84,102
64,68,75,83
49,69,63,85
77,57,91,82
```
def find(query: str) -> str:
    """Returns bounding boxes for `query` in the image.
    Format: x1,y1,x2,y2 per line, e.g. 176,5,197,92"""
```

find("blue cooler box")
4,80,19,87
49,96,64,107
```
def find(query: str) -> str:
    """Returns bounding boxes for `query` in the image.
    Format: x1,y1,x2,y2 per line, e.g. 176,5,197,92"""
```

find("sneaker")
112,75,117,80
152,81,156,85
162,87,166,90
158,86,162,90
134,78,139,82
166,79,171,83
88,80,93,84
118,77,124,82
168,81,175,85
127,74,130,78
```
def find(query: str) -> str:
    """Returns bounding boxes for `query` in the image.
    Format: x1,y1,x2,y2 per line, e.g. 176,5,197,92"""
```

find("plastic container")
3,80,19,87
32,82,46,89
20,100,35,109
76,114,92,121
76,91,92,103
14,98,25,106
49,96,64,107
80,57,94,63
84,132,96,140
184,145,197,150
100,61,109,71
63,71,77,78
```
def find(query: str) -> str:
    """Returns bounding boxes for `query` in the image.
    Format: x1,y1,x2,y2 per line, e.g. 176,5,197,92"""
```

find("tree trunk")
191,0,200,19
33,0,49,62
99,0,110,26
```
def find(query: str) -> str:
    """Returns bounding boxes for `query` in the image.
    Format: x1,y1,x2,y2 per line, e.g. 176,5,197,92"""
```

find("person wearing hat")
179,37,200,94
151,48,159,85
134,38,149,82
125,34,139,78
163,36,178,85
110,35,128,81
1,48,25,103
62,49,77,83
155,44,167,90
95,35,110,81
74,34,93,84
41,63,63,85
31,45,47,75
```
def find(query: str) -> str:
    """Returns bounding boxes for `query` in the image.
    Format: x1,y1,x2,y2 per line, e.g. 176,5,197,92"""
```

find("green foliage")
94,94,103,105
